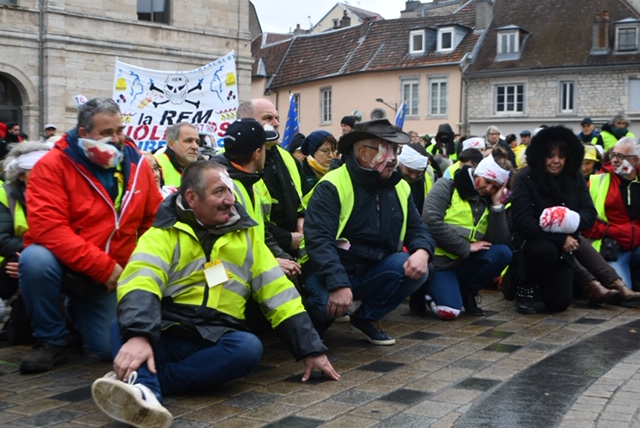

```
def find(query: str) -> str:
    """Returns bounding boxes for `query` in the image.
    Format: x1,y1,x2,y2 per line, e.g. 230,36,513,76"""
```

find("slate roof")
252,0,481,89
467,0,640,74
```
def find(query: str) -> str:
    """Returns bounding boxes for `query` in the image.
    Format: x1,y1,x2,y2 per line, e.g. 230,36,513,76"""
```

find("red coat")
24,130,162,283
582,163,640,251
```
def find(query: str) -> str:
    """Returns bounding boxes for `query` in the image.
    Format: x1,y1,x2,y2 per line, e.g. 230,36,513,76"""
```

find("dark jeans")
303,252,427,331
111,321,263,403
523,239,573,312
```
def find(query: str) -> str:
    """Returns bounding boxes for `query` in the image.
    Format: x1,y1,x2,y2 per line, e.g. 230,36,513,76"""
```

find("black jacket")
304,154,435,291
511,126,596,250
262,146,310,256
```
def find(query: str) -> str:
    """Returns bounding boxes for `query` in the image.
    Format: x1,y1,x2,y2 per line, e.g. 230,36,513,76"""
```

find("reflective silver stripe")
128,252,171,273
224,278,251,299
244,231,254,267
118,267,164,289
233,182,247,206
261,287,301,313
168,257,206,284
225,262,250,282
164,283,203,297
253,265,286,291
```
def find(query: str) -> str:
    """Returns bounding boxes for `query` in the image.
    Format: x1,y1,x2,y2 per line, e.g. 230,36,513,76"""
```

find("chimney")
293,23,306,36
405,1,421,12
340,10,351,28
591,10,610,53
475,0,493,30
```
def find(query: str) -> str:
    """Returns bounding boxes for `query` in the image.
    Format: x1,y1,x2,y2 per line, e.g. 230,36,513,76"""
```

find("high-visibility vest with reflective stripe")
601,131,635,151
0,184,28,265
424,166,434,196
588,173,612,252
155,152,182,187
117,220,305,328
275,146,304,210
434,188,489,260
299,165,411,263
231,178,271,239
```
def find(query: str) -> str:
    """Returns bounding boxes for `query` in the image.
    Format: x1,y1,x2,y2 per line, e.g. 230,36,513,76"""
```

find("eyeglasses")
488,132,500,136
362,144,399,154
609,152,636,161
316,148,338,156
151,165,162,172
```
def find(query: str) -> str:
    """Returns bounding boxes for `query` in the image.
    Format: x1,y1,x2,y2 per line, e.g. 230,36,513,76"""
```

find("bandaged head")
474,154,510,185
398,145,428,171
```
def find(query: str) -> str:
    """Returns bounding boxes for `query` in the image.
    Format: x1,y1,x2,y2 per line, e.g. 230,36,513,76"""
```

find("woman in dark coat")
510,126,630,313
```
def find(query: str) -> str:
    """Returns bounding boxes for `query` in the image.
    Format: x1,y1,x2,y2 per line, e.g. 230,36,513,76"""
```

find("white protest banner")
112,51,238,152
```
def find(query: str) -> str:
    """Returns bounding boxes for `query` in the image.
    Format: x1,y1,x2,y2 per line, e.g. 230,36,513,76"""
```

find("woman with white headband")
0,141,51,343
417,145,513,319
510,126,638,314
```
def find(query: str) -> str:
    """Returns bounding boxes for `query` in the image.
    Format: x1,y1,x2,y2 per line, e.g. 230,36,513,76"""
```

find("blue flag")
281,94,299,150
394,101,407,129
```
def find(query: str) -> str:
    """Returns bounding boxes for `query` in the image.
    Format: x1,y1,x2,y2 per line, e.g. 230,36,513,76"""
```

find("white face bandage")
474,154,510,185
398,145,428,170
615,159,634,176
78,137,123,169
219,168,234,192
462,137,486,151
369,142,396,173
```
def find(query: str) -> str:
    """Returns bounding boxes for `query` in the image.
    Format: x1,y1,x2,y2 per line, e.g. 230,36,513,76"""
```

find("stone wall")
0,0,252,137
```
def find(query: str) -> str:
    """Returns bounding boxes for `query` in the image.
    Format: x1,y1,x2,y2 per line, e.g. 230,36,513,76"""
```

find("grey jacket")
423,168,511,270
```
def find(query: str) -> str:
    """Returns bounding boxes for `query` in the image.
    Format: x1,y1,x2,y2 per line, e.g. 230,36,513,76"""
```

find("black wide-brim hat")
338,119,410,154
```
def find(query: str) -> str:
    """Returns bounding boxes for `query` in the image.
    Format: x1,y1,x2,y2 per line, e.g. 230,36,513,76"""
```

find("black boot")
516,285,535,314
462,290,484,316
409,292,427,314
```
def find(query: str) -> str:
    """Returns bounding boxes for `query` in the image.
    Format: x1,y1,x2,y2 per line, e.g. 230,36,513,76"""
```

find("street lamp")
375,98,397,113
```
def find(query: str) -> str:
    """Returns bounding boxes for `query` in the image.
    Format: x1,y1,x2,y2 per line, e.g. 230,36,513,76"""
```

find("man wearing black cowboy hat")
302,119,435,345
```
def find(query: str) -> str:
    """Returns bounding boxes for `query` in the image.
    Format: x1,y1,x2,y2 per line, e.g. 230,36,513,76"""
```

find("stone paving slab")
0,290,639,427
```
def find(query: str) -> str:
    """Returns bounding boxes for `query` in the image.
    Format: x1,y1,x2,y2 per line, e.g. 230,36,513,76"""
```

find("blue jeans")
427,244,512,309
111,321,263,402
304,252,427,324
607,246,640,289
18,244,116,360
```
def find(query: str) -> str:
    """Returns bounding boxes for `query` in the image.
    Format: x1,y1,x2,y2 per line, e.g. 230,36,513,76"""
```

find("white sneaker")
92,371,173,428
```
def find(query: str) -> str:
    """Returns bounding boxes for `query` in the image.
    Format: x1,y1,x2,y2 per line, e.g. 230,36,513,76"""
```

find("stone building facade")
467,69,640,136
0,0,253,138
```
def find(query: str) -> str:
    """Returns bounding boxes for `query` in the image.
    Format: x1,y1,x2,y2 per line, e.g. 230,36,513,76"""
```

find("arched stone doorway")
0,74,23,125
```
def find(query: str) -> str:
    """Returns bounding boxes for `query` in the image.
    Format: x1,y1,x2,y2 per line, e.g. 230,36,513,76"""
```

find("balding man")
237,100,309,260
154,123,200,187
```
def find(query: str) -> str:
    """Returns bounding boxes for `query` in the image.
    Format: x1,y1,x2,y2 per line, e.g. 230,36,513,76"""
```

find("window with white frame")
630,78,640,111
293,93,301,123
616,26,639,51
495,84,524,113
498,31,519,55
401,79,420,117
320,87,332,124
138,0,170,23
429,77,448,116
410,30,425,54
560,81,575,113
438,28,453,52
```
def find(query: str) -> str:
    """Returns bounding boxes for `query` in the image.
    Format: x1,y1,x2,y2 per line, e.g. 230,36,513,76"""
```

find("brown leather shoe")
584,280,619,305
607,278,640,303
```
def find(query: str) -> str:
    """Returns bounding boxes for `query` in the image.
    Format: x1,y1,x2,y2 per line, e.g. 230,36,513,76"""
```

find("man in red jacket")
18,97,162,373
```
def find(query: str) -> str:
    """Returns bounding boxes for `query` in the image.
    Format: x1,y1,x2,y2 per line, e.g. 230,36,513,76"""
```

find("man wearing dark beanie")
340,116,356,135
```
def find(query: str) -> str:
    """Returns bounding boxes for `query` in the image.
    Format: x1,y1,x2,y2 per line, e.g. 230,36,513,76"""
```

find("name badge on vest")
204,260,228,288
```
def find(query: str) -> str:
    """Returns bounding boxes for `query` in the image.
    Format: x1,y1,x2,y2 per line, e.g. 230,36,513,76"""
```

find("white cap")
44,123,56,130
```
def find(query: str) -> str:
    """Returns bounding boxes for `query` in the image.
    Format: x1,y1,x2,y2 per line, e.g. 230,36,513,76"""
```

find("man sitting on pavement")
154,122,200,187
91,160,339,428
19,97,162,373
302,119,435,345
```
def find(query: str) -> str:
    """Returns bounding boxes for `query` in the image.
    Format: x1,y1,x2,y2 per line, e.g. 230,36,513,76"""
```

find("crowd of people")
1,102,639,427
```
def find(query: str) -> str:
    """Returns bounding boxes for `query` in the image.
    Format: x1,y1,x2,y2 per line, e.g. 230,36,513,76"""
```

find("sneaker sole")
92,378,173,428
349,324,396,346
20,352,69,374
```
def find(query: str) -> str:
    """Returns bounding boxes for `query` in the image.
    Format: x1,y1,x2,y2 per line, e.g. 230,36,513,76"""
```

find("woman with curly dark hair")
510,126,635,313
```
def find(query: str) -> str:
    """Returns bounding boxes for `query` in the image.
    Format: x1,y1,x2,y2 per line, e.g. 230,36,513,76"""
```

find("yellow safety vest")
299,164,411,263
588,173,612,251
434,187,489,260
155,152,182,188
0,184,28,265
275,146,305,210
231,178,271,239
601,131,635,152
117,218,305,328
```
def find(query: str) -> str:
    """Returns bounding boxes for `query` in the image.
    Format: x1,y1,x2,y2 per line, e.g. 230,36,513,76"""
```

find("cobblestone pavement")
0,290,639,427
